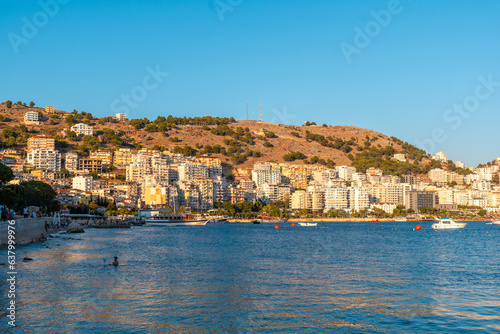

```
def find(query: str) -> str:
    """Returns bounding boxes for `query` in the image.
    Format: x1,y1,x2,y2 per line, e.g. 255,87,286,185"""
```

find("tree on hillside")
6,100,12,108
29,101,35,107
0,163,14,186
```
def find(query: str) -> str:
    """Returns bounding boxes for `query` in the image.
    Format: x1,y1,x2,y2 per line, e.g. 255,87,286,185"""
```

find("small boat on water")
487,220,500,225
432,218,467,230
298,222,317,227
252,219,261,224
145,213,209,227
394,217,407,222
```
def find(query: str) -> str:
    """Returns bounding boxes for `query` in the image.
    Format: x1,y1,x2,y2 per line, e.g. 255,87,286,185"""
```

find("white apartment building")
437,189,454,205
336,165,356,180
324,187,350,211
72,175,93,192
24,111,39,124
429,168,448,185
178,163,209,181
64,153,79,171
27,149,61,171
70,123,93,136
291,190,307,211
393,153,406,162
455,161,465,169
115,113,127,121
252,169,281,187
349,187,370,211
472,180,491,191
126,163,153,182
432,151,448,163
260,183,280,202
306,186,325,212
370,202,397,214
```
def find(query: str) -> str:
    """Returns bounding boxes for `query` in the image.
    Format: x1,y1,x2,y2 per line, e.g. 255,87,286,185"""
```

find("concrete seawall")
0,218,49,248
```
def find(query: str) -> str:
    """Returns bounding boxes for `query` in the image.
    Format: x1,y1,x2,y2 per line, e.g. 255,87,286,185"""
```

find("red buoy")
415,225,422,230
291,223,296,227
275,224,280,229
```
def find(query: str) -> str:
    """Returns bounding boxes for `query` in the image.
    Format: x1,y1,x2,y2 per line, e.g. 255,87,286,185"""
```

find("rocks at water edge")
66,222,85,234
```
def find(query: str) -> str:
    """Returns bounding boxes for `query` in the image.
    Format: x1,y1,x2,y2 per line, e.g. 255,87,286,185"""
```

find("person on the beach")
112,257,119,266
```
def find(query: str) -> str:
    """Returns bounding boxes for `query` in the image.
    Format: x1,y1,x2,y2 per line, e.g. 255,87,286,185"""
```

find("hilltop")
0,100,464,178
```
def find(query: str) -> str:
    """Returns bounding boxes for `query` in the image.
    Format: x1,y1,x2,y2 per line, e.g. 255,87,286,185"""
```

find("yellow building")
89,150,113,166
45,106,55,114
145,187,168,206
114,148,133,168
198,155,222,167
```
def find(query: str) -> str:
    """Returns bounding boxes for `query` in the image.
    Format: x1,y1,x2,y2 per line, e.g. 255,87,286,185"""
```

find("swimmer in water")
112,256,119,266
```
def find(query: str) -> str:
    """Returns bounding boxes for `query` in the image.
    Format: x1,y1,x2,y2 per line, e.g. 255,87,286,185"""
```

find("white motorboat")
145,213,208,226
298,222,317,227
487,220,500,225
431,218,466,230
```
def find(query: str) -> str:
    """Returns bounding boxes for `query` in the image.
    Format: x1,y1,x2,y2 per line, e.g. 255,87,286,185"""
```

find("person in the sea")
112,257,119,266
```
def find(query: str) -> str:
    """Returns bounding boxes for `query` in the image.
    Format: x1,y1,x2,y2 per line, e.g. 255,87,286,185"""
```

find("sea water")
1,222,499,333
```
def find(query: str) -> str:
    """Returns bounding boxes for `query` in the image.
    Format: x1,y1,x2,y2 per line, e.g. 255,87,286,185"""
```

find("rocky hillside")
0,101,451,177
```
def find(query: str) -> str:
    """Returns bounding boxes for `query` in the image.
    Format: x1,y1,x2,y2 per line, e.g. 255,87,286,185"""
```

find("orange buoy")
275,224,280,229
415,225,422,230
291,223,296,227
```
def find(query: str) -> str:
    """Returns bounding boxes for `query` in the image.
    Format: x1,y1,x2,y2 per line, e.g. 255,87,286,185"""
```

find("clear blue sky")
2,0,500,166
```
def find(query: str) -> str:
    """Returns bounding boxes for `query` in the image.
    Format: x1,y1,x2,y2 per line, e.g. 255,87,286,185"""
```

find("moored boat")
145,213,208,226
432,218,467,230
298,222,317,227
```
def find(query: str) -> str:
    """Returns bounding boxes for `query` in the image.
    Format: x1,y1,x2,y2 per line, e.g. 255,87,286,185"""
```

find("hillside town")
1,107,499,219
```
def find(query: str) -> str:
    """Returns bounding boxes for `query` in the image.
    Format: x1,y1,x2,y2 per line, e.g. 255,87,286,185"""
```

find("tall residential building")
27,149,61,171
114,148,133,168
429,168,448,185
306,186,325,212
64,153,79,171
70,123,93,136
349,187,370,211
194,177,215,210
72,175,93,192
291,190,307,211
336,165,357,180
252,169,281,187
126,163,152,181
28,135,55,152
324,187,350,211
178,163,209,181
144,186,178,208
404,191,436,211
45,106,55,114
89,150,113,167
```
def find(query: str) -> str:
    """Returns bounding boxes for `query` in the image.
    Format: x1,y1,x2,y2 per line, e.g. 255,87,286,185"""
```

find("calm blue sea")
1,221,499,333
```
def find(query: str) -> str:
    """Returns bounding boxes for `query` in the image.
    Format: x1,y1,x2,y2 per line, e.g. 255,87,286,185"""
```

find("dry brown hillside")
0,102,440,178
